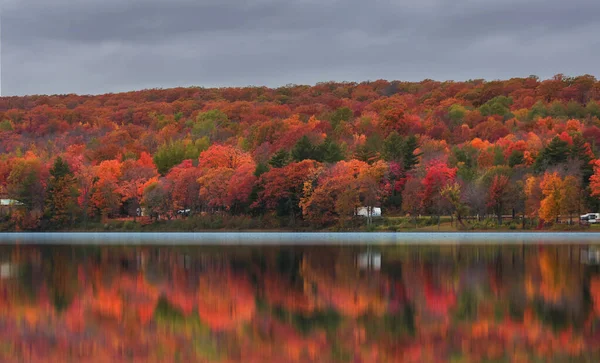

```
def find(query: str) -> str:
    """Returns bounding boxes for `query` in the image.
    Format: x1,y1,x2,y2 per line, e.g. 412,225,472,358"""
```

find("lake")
0,233,599,361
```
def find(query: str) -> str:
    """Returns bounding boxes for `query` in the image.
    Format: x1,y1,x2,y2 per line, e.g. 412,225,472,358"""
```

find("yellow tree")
538,172,563,223
561,175,582,224
524,175,542,221
441,182,468,227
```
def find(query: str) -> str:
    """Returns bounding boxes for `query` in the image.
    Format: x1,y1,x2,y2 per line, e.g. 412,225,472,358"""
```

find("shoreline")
1,231,600,245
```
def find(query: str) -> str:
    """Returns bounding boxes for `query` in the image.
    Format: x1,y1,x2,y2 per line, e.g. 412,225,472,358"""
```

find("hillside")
2,75,600,230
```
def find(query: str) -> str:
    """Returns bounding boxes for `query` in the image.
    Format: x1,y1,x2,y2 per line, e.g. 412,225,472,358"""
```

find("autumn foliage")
2,74,600,229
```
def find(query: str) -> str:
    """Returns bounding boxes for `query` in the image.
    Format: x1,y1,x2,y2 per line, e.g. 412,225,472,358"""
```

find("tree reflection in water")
0,244,598,361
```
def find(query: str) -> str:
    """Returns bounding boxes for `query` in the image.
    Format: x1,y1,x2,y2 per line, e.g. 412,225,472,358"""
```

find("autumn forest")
3,75,600,230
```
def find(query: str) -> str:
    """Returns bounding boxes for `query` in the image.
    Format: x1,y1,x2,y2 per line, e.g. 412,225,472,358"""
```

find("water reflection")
0,244,599,361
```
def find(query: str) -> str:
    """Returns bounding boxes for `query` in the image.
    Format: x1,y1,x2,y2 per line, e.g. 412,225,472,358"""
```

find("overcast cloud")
2,0,600,96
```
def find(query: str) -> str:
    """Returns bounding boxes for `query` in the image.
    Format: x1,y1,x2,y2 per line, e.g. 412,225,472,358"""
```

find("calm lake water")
1,233,600,361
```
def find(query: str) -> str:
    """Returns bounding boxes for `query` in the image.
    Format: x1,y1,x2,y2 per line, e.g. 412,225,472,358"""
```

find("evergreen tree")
383,131,404,162
291,136,316,162
533,137,570,173
354,134,383,164
254,162,270,177
570,134,594,184
269,149,291,168
318,137,345,163
249,163,270,216
508,149,524,167
402,135,420,170
44,157,80,228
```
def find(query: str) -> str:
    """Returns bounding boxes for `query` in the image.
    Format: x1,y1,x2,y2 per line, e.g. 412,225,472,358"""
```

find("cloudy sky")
2,0,600,96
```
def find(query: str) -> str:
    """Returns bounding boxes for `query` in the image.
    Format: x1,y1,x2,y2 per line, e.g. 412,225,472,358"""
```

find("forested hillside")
2,75,600,230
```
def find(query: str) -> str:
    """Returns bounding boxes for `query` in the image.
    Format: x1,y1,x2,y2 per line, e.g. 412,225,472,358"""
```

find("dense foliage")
3,74,600,229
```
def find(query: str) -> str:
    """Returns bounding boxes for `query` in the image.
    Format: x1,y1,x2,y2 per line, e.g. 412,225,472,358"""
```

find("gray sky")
2,0,600,96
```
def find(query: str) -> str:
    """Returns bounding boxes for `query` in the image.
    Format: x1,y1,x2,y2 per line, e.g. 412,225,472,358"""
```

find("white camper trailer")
580,213,600,224
355,207,382,218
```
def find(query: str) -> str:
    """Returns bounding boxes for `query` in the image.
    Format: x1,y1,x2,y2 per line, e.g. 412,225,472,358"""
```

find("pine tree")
570,134,593,183
533,137,570,173
382,131,404,162
402,135,420,170
269,149,291,168
44,157,80,228
319,137,345,163
291,136,316,161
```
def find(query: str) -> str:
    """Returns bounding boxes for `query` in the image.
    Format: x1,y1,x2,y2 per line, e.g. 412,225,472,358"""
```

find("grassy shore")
22,215,594,233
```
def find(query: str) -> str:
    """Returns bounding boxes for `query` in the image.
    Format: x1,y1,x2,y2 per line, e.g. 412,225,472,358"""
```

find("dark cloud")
2,0,600,96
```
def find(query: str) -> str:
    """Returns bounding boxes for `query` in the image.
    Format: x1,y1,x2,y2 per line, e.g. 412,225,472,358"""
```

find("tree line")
2,75,600,229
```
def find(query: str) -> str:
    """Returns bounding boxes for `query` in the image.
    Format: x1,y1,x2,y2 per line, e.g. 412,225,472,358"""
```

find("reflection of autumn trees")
0,245,599,361
300,250,388,317
197,271,256,331
525,247,584,321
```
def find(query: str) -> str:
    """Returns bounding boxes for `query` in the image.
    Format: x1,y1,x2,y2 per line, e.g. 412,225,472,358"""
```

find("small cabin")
355,207,382,218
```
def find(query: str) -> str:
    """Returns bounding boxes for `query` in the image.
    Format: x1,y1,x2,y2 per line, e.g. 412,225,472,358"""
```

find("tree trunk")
497,207,502,226
457,213,465,227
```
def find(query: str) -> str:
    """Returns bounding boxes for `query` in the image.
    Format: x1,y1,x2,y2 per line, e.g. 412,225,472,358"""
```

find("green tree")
508,149,524,167
493,146,505,166
586,101,600,118
153,140,187,175
184,137,210,160
44,157,80,227
479,96,513,118
269,149,291,168
317,137,345,163
354,134,383,164
448,104,466,126
570,134,593,184
441,182,468,226
329,107,353,130
402,135,420,170
254,163,270,177
382,131,404,162
291,135,316,161
527,101,548,121
0,119,13,132
533,137,570,173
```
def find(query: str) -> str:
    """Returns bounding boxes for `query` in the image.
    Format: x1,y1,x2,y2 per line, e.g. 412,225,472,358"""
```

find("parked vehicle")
177,209,191,217
580,213,600,223
355,207,382,218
